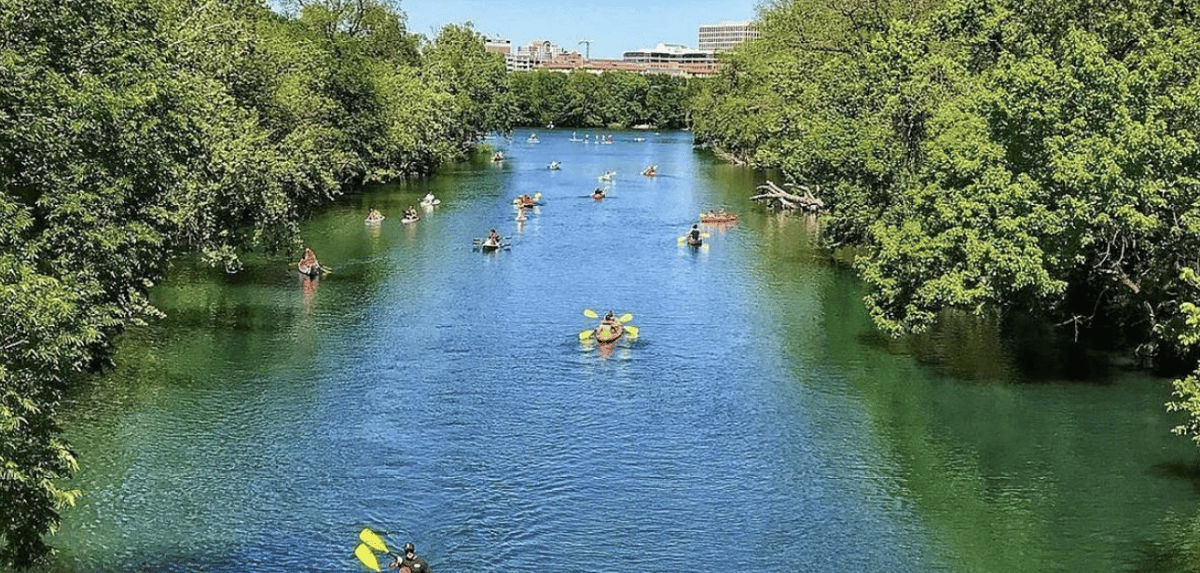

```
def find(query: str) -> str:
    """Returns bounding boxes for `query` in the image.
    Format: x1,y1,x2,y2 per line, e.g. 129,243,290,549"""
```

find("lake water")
47,129,1200,573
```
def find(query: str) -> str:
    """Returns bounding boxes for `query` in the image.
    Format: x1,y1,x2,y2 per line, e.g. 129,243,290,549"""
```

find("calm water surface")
50,130,1200,572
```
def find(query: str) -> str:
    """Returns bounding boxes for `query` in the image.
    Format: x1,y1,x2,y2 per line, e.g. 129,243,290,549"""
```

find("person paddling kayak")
389,542,431,573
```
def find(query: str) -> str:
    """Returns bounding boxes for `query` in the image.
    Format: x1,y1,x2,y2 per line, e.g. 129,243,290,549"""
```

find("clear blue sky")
399,0,760,59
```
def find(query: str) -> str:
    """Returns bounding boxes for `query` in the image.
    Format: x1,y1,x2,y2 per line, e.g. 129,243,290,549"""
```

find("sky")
398,0,761,60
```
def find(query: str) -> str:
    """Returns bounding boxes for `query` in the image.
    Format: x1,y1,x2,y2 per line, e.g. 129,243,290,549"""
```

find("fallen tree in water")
751,180,825,213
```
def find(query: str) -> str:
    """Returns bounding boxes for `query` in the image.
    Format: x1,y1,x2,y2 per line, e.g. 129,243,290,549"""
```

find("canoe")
594,322,624,343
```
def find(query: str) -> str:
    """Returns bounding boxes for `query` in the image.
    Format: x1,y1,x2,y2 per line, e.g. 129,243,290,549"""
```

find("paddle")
355,543,381,572
625,325,639,338
618,313,633,323
579,329,595,341
359,528,392,554
583,308,599,319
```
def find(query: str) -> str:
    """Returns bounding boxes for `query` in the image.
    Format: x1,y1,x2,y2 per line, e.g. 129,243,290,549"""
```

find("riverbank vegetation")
508,69,696,130
0,0,511,566
693,0,1200,407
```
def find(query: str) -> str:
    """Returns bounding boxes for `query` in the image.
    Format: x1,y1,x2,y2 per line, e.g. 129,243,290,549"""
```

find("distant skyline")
399,0,760,60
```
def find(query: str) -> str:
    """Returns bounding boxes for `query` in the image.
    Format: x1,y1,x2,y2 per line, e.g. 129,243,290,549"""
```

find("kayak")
685,236,703,247
700,212,737,223
513,193,542,208
298,262,321,277
475,237,504,251
402,215,420,224
297,248,321,277
594,322,624,343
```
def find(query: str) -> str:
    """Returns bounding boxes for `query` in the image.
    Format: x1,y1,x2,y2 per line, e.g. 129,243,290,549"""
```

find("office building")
698,20,760,52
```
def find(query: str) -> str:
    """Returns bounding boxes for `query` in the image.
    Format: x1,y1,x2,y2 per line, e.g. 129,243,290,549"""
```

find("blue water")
49,129,1200,573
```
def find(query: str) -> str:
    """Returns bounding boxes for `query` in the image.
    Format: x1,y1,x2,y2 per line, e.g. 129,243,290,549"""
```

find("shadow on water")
855,304,1124,385
1150,460,1200,492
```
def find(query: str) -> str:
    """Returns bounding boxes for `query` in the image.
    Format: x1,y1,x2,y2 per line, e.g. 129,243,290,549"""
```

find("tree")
692,0,1200,364
422,23,513,144
1168,269,1200,444
0,0,500,565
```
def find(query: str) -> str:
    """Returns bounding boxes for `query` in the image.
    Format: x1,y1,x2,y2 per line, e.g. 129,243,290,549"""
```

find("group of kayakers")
361,194,439,224
299,193,448,275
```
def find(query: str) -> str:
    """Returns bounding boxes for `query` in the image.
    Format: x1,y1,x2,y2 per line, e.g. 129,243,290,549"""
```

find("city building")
622,43,715,66
487,39,584,72
698,20,760,52
484,38,512,56
487,37,719,77
540,57,716,77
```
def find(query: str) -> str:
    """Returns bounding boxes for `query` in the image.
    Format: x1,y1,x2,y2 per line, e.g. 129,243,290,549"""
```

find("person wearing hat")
389,542,430,573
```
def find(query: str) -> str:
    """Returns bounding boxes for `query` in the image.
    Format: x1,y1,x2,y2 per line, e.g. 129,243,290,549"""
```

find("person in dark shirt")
390,542,430,573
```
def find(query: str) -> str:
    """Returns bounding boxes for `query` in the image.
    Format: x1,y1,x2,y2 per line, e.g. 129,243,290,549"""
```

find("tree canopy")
508,69,696,130
0,0,510,566
694,0,1200,352
694,0,1200,455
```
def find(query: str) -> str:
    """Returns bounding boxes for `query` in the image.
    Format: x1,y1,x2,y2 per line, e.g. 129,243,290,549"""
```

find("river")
48,129,1200,573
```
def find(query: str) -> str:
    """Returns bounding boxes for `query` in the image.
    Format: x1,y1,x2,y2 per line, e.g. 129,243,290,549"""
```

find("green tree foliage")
1167,268,1200,444
421,23,514,146
0,0,509,566
509,69,570,127
0,211,83,568
693,0,1200,364
508,69,694,129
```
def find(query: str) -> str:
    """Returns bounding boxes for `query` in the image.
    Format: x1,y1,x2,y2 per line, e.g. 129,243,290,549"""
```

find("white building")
622,43,715,66
698,20,760,52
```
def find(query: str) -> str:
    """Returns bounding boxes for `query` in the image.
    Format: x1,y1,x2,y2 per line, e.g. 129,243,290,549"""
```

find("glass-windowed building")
698,20,760,52
622,43,715,65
